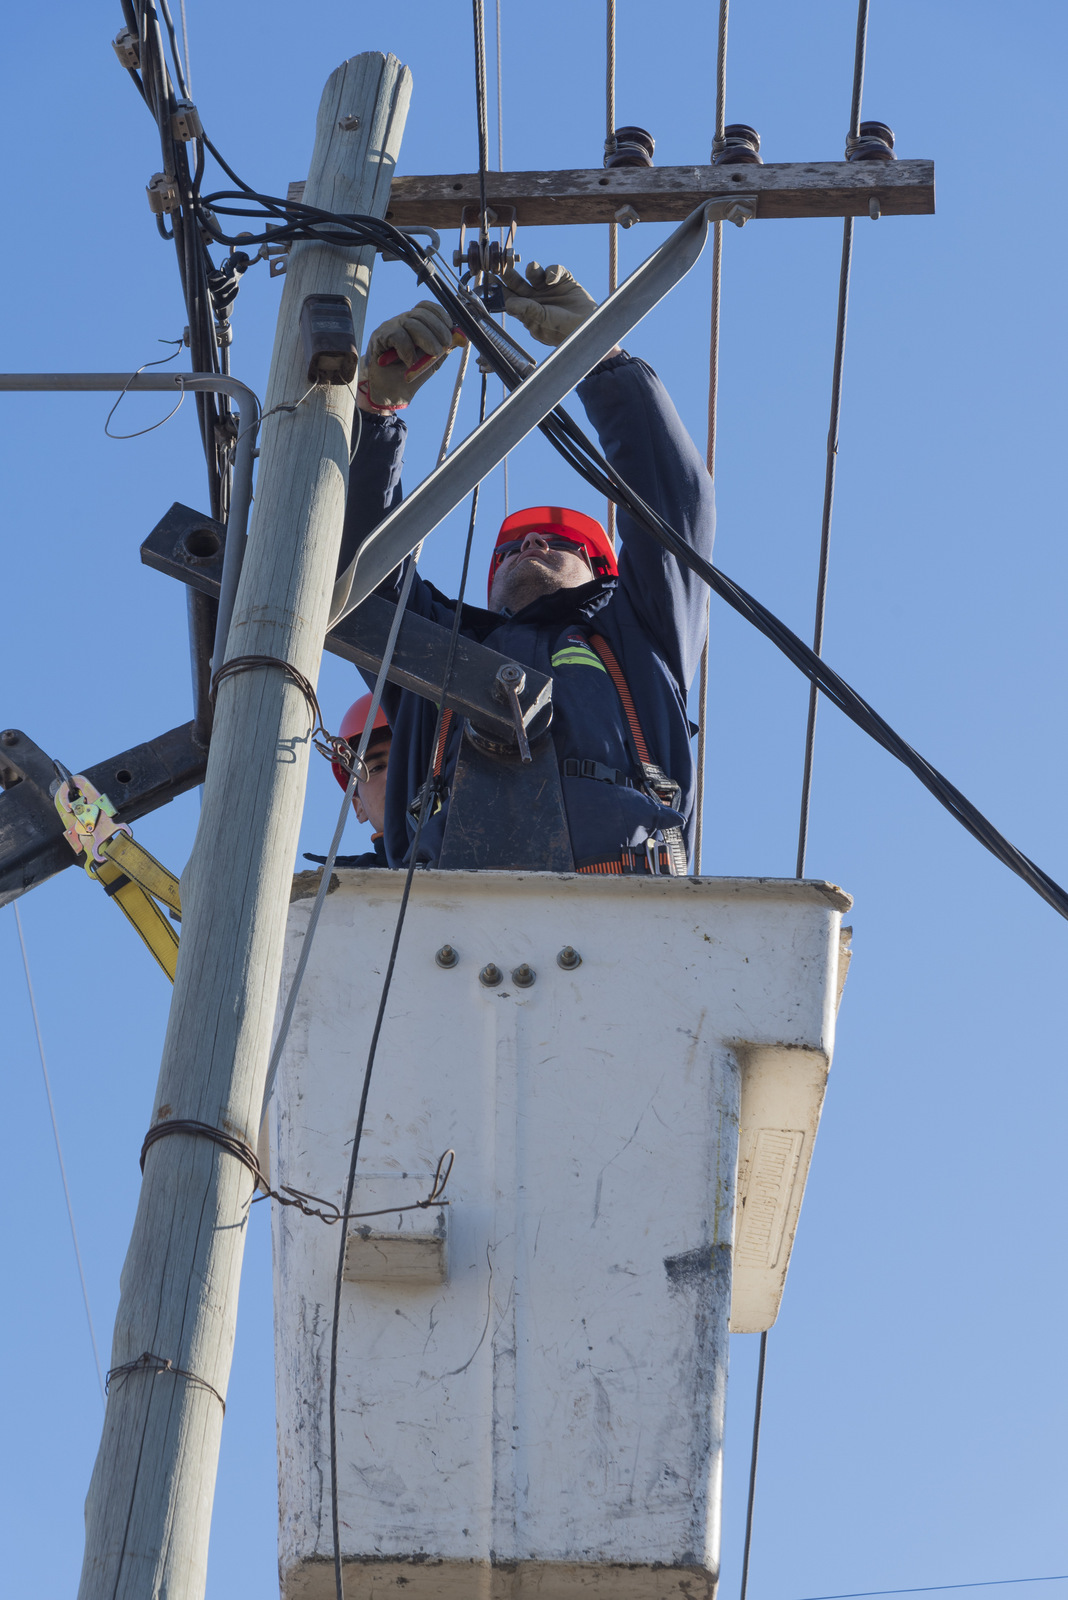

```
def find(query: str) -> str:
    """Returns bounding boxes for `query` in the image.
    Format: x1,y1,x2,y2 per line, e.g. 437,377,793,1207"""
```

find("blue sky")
2,2,1067,1597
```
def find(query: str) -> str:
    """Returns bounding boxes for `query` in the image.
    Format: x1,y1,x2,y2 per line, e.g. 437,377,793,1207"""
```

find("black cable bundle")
117,26,1068,924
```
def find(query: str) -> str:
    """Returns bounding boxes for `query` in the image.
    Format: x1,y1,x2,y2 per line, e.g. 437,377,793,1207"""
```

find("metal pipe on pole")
76,52,411,1600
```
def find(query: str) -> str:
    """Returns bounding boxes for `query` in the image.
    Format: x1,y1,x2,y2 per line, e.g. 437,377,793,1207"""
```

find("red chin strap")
488,506,618,603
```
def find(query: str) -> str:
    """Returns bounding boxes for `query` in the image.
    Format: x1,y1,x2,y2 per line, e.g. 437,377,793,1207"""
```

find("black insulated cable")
132,99,1068,926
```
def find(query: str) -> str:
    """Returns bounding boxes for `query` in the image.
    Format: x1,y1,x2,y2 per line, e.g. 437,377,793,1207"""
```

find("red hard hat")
488,506,618,603
331,693,391,790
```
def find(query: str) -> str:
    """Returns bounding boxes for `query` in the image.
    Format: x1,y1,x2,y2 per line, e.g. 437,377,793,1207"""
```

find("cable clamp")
146,173,181,217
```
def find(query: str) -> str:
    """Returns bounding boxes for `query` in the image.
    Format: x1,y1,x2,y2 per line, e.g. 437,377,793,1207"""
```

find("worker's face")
354,732,391,834
489,531,593,613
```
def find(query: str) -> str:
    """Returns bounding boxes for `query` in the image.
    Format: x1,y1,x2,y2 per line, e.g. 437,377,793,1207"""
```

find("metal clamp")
707,193,759,228
53,770,131,868
493,664,532,763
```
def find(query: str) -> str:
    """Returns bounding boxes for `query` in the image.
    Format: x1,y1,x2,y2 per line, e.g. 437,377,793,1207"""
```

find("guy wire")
794,0,870,879
605,0,618,545
694,0,729,875
14,905,106,1405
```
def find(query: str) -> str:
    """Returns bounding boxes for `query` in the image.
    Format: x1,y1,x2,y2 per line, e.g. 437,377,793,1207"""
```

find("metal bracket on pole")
330,197,731,623
140,501,554,749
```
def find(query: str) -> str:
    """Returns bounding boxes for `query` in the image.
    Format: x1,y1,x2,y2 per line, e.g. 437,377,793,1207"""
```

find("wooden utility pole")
77,52,410,1600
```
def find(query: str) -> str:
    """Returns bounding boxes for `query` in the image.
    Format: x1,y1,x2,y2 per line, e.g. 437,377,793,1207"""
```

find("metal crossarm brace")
0,723,206,908
140,502,553,744
331,197,733,620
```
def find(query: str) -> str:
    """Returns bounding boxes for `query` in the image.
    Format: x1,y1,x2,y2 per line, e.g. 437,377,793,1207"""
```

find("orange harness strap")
433,709,453,777
589,634,651,765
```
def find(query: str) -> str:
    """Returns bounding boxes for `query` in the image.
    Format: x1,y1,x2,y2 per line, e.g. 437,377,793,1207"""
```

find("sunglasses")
492,534,593,569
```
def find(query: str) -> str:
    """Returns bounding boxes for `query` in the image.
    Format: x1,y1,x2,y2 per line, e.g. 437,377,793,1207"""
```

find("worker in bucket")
305,693,391,870
340,261,714,875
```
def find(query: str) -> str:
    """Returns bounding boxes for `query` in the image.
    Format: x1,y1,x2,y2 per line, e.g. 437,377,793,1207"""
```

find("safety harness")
407,641,688,874
574,634,689,877
54,773,182,980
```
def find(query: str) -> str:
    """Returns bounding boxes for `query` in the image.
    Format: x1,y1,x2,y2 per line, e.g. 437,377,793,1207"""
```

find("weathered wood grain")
76,53,411,1600
289,159,934,227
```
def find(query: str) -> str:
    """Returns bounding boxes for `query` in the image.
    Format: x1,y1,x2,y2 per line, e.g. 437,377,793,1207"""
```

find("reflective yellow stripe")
551,647,607,671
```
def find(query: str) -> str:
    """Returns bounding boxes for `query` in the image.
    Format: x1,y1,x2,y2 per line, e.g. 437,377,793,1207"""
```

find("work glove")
500,262,598,348
360,300,460,409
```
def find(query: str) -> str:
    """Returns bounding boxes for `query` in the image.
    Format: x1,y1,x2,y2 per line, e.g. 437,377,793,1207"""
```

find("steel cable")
605,0,618,546
14,906,106,1405
190,150,1068,922
795,0,870,878
695,0,731,876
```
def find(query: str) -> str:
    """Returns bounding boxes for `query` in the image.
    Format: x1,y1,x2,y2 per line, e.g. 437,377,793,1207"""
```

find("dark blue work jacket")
339,353,716,869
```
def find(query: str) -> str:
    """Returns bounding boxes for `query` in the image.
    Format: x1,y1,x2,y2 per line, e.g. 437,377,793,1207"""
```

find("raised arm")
502,263,714,690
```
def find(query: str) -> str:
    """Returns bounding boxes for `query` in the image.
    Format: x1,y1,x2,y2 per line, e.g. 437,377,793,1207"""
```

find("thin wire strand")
795,1578,1068,1600
794,0,869,879
328,380,490,1600
178,0,192,93
605,0,617,547
493,0,510,516
259,341,473,1115
103,339,185,439
13,906,106,1405
472,0,491,230
738,1329,767,1600
694,0,729,874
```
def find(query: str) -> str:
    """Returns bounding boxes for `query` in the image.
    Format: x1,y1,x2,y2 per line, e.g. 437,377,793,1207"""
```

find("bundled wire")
125,70,1068,926
119,0,232,521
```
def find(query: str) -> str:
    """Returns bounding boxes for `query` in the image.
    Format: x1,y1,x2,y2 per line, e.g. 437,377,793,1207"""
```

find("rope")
14,905,106,1406
794,0,870,879
694,0,730,876
328,378,490,1600
605,0,618,547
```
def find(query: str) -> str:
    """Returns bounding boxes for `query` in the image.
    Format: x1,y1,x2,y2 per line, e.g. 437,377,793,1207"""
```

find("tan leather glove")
500,262,598,348
359,300,459,409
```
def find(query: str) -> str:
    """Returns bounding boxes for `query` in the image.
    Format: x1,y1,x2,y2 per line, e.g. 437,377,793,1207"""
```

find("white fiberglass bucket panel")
271,871,849,1600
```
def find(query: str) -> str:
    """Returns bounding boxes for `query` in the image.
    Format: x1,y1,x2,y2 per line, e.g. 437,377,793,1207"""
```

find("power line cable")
328,380,490,1600
472,0,491,232
795,0,870,879
694,0,730,876
738,1327,766,1600
186,152,1068,925
794,1579,1068,1600
13,905,106,1405
746,9,867,1598
605,0,617,547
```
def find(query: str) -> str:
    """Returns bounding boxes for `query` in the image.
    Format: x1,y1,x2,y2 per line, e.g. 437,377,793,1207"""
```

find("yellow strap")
102,833,182,915
90,854,179,981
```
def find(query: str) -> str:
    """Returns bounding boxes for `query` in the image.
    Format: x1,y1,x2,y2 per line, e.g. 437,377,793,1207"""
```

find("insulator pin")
846,121,896,162
146,172,181,215
712,124,762,165
604,126,655,169
112,28,139,69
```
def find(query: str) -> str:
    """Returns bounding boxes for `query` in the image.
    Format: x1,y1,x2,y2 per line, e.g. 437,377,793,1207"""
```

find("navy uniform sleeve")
576,353,715,691
337,410,408,579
